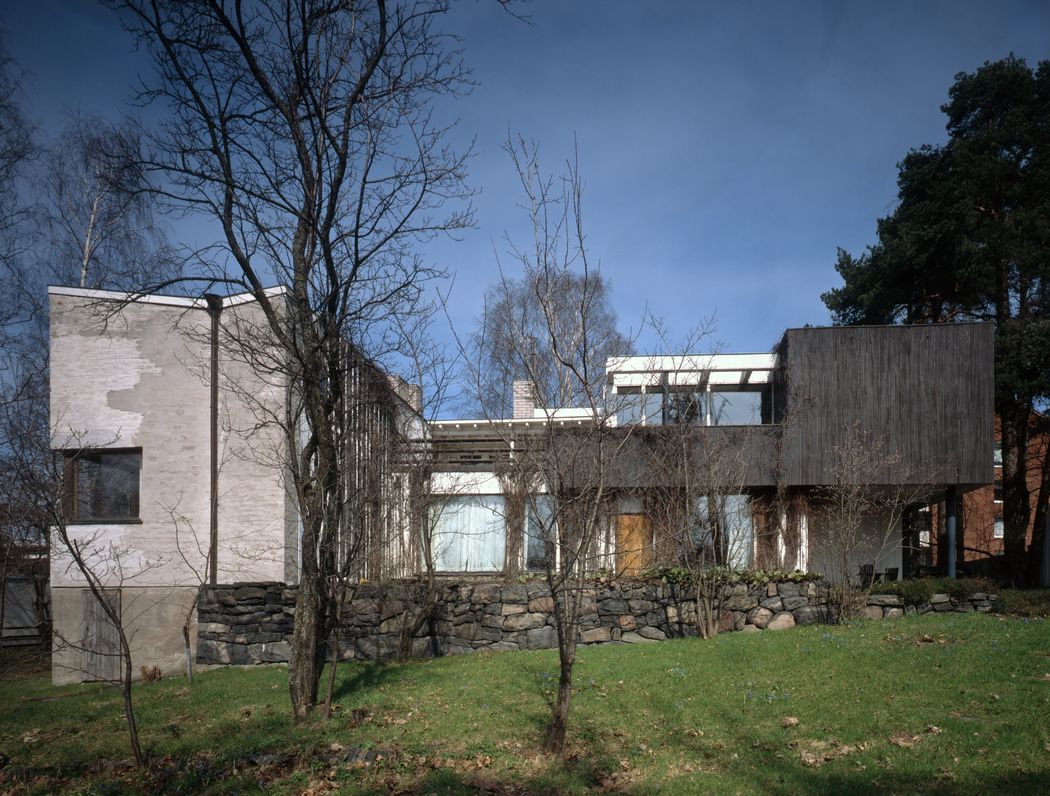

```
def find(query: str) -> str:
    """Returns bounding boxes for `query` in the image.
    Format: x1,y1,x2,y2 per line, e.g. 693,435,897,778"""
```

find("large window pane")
68,450,141,521
614,391,643,426
641,390,663,425
683,494,752,568
710,390,763,425
665,390,705,425
431,495,506,572
526,495,556,571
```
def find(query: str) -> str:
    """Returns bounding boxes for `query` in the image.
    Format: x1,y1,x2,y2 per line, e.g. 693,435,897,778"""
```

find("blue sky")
5,1,1050,356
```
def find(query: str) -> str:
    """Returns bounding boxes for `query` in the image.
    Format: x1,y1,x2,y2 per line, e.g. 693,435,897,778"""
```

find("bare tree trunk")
323,627,339,719
1001,405,1031,586
121,634,144,767
289,556,325,721
544,593,578,754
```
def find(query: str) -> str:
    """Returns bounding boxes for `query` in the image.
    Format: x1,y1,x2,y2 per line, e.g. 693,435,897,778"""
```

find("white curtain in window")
431,495,506,572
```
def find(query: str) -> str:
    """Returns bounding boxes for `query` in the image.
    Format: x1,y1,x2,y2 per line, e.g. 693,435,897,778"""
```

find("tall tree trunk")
543,587,579,755
544,633,577,754
289,517,326,721
120,635,144,767
1026,436,1049,586
1000,405,1032,586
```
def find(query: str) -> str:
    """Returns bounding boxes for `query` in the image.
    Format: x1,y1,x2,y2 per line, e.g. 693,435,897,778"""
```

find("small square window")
63,450,142,522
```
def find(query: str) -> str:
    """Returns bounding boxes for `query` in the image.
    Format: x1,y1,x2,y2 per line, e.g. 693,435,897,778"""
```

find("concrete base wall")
51,585,200,685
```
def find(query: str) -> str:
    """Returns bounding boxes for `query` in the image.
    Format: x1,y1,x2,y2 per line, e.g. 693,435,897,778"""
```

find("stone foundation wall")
195,579,997,666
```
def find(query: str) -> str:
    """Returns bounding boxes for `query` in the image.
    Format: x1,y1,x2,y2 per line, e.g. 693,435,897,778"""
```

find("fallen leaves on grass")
925,725,943,735
792,739,858,767
888,733,921,748
781,717,799,728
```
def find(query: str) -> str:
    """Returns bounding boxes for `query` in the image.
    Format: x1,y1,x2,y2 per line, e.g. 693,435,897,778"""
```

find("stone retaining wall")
195,579,996,666
862,591,997,619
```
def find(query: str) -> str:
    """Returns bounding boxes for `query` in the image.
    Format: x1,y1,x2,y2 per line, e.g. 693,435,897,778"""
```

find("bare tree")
41,115,178,291
11,430,152,767
107,0,473,720
467,136,633,754
638,346,762,638
471,268,631,417
808,424,921,620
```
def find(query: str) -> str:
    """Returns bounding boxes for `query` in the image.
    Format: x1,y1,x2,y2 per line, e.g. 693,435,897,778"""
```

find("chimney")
512,379,535,419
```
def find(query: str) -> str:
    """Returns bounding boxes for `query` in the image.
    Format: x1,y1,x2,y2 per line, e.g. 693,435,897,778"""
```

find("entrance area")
615,514,653,576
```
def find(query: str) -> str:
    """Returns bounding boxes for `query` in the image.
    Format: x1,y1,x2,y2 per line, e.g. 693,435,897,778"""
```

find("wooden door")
82,589,121,682
616,514,653,576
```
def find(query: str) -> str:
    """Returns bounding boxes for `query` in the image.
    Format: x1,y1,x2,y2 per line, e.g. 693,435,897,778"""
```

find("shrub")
871,576,997,605
995,589,1050,618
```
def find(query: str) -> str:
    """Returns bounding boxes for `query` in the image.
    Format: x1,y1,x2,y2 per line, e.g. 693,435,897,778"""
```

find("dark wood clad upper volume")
776,323,994,488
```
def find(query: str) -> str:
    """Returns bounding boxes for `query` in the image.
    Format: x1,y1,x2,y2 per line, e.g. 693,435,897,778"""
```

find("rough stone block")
528,597,555,613
249,641,290,663
930,593,951,604
488,641,521,653
781,596,808,611
793,605,831,626
760,596,784,612
620,632,656,644
481,614,505,630
884,608,904,618
747,607,774,629
637,626,666,640
777,582,800,598
861,606,884,620
234,586,268,602
503,612,547,631
597,598,629,615
740,624,762,634
501,585,528,604
723,595,758,612
617,614,637,630
580,627,612,643
501,603,527,616
526,626,556,649
867,594,903,607
766,612,796,631
472,584,502,602
628,599,655,614
195,638,229,665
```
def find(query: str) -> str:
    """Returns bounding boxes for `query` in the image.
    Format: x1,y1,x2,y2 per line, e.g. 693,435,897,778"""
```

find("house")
427,324,995,583
48,286,418,684
49,284,994,681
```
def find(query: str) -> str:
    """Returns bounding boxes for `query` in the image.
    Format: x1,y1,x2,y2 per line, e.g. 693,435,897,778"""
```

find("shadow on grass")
329,659,404,703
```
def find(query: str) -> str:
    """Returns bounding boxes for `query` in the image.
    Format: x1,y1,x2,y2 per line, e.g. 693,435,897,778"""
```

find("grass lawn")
1,613,1049,794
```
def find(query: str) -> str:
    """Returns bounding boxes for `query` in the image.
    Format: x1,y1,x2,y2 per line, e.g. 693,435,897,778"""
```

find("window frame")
61,447,143,524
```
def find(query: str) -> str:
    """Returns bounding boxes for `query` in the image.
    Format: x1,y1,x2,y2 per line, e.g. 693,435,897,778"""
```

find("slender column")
945,486,957,578
204,294,224,586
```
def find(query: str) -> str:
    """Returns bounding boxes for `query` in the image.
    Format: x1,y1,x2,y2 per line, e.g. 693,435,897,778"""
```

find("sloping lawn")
1,613,1048,794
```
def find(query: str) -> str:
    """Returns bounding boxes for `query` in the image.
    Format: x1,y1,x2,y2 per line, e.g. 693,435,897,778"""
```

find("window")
614,390,643,426
525,495,556,571
665,390,705,425
709,390,764,425
993,444,1002,467
430,495,506,572
683,494,753,569
994,479,1003,503
641,390,663,425
63,449,141,522
993,518,1004,539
